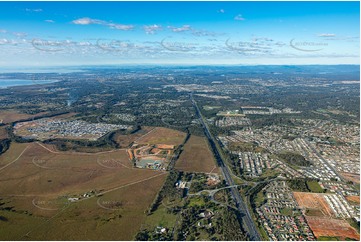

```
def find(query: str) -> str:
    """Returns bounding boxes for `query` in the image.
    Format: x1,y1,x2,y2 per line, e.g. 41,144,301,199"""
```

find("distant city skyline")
0,1,359,67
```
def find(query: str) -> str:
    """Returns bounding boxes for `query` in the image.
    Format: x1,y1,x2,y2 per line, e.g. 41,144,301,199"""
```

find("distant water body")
0,67,84,73
0,79,57,88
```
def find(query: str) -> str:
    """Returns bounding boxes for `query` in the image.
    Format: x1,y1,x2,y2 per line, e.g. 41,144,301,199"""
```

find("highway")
190,93,261,241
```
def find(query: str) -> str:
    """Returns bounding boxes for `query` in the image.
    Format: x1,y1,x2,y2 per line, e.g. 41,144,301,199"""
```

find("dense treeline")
9,111,70,125
221,207,249,241
147,170,182,215
287,179,326,193
176,204,248,241
43,129,119,152
277,152,312,167
0,139,11,155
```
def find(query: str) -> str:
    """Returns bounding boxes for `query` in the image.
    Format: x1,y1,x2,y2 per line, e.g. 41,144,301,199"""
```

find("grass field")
253,190,266,207
0,142,167,240
0,111,76,125
280,207,293,216
0,126,9,139
187,196,207,207
0,174,166,240
0,142,163,199
306,181,325,193
136,127,186,146
175,135,219,174
317,236,340,241
0,110,48,124
306,209,325,217
142,202,178,231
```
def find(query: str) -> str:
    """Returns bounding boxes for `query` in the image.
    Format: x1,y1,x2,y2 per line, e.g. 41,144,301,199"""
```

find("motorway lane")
190,94,261,241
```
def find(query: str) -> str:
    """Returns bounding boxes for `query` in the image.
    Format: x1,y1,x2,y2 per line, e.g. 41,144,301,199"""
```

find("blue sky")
0,1,359,66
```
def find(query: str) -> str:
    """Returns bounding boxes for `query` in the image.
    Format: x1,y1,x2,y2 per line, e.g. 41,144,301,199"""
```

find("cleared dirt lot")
341,172,360,184
293,192,335,217
175,135,219,174
136,127,187,146
345,195,360,205
0,142,167,240
305,216,360,240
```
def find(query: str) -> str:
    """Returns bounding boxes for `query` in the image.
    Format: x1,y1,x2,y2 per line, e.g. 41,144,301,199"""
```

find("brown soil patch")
345,196,360,205
293,192,334,217
156,144,175,149
306,216,359,240
341,172,360,184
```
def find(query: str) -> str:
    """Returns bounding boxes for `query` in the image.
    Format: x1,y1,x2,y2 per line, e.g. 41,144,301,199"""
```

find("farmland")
305,216,359,240
0,142,167,240
136,127,187,146
175,135,218,174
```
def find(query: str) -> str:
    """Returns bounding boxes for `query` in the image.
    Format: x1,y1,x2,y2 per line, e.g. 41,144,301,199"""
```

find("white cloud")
45,20,55,23
218,9,225,13
143,24,162,34
318,33,336,37
234,14,245,21
0,38,25,45
25,8,43,12
12,32,27,38
0,38,9,44
108,23,134,31
72,17,104,25
168,25,192,32
191,29,220,37
72,17,133,31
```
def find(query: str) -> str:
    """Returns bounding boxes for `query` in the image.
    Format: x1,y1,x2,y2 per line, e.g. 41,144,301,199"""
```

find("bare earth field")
293,192,335,217
175,135,219,174
136,127,187,146
0,142,167,240
345,196,360,205
305,216,360,240
341,172,360,184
